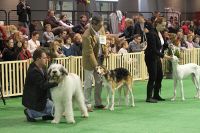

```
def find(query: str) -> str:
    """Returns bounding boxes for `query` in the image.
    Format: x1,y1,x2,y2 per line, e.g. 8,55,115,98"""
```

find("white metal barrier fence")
1,49,200,97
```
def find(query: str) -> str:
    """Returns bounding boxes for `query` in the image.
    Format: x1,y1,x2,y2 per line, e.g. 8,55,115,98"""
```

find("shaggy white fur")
48,64,88,124
171,56,200,101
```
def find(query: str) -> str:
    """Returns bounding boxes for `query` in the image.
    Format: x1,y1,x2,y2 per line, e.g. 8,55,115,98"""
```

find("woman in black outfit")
119,18,134,43
144,17,171,103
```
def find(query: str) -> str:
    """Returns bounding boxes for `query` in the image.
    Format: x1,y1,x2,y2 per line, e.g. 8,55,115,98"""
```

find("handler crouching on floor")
22,48,58,122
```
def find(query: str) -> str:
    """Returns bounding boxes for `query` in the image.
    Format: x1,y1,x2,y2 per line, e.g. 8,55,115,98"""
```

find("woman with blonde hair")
119,18,134,43
49,40,65,59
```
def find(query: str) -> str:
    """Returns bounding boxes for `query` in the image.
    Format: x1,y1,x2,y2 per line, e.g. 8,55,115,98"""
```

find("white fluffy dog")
171,55,200,101
48,64,88,124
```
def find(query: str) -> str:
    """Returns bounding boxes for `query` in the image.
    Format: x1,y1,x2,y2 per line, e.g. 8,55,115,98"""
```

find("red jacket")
17,49,32,60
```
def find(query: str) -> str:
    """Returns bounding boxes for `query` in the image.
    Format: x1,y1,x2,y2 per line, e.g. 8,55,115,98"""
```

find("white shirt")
118,48,128,54
59,20,74,28
91,26,103,56
158,32,164,46
28,39,40,55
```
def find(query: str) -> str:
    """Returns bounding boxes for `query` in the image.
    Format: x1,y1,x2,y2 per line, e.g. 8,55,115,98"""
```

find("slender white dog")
48,64,88,124
96,66,135,111
171,55,200,101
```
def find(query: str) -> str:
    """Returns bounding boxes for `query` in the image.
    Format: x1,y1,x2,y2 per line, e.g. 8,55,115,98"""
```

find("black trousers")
145,57,163,99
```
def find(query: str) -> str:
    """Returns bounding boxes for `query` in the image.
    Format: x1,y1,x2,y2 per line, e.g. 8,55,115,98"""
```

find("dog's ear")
95,65,99,71
102,65,108,74
177,57,180,62
47,68,53,81
47,68,52,76
60,66,68,75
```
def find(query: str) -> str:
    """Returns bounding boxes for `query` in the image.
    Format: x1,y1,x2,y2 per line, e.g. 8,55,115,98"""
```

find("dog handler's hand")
164,55,172,60
50,82,59,88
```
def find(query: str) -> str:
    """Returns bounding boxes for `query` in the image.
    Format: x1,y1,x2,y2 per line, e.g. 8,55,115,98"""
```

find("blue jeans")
26,99,54,119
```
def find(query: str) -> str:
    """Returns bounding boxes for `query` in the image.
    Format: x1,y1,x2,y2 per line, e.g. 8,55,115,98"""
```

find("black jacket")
44,16,60,28
22,63,57,111
119,26,134,43
145,28,164,61
17,2,31,22
133,22,146,42
2,47,17,61
134,22,152,43
71,43,82,56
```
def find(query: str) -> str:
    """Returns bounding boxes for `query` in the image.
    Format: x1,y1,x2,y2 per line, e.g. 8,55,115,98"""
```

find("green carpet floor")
0,79,200,133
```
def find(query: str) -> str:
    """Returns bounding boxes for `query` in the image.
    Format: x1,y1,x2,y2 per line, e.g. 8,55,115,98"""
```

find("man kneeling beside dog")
22,47,134,123
22,47,89,123
22,48,57,122
22,48,89,123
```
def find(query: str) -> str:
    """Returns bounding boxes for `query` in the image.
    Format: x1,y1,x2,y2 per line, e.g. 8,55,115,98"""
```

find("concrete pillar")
138,0,158,12
186,0,200,12
118,0,139,12
185,0,200,22
27,0,48,10
117,0,139,18
157,0,187,12
0,0,18,12
75,1,91,24
0,0,18,24
138,0,158,19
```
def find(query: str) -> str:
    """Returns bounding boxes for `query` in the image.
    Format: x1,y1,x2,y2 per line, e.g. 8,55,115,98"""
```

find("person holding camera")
17,0,31,29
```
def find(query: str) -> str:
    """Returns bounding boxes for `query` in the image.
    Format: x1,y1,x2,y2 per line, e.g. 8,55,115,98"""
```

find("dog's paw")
51,119,59,124
105,105,109,109
182,98,185,101
171,97,176,101
67,119,75,124
62,112,66,117
82,113,89,118
131,104,135,107
109,107,114,111
117,102,121,106
194,95,200,99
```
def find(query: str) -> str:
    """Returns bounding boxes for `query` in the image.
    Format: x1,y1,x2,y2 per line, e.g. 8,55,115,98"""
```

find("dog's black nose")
52,70,57,74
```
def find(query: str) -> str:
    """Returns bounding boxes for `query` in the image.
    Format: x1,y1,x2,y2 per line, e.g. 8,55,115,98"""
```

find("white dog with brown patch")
171,55,200,101
48,64,88,124
96,66,135,111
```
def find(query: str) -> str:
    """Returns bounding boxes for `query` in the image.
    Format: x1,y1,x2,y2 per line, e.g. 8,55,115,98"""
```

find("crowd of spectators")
0,9,200,63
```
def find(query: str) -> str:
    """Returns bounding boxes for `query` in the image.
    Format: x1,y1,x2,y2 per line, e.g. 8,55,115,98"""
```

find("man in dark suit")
22,48,58,122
